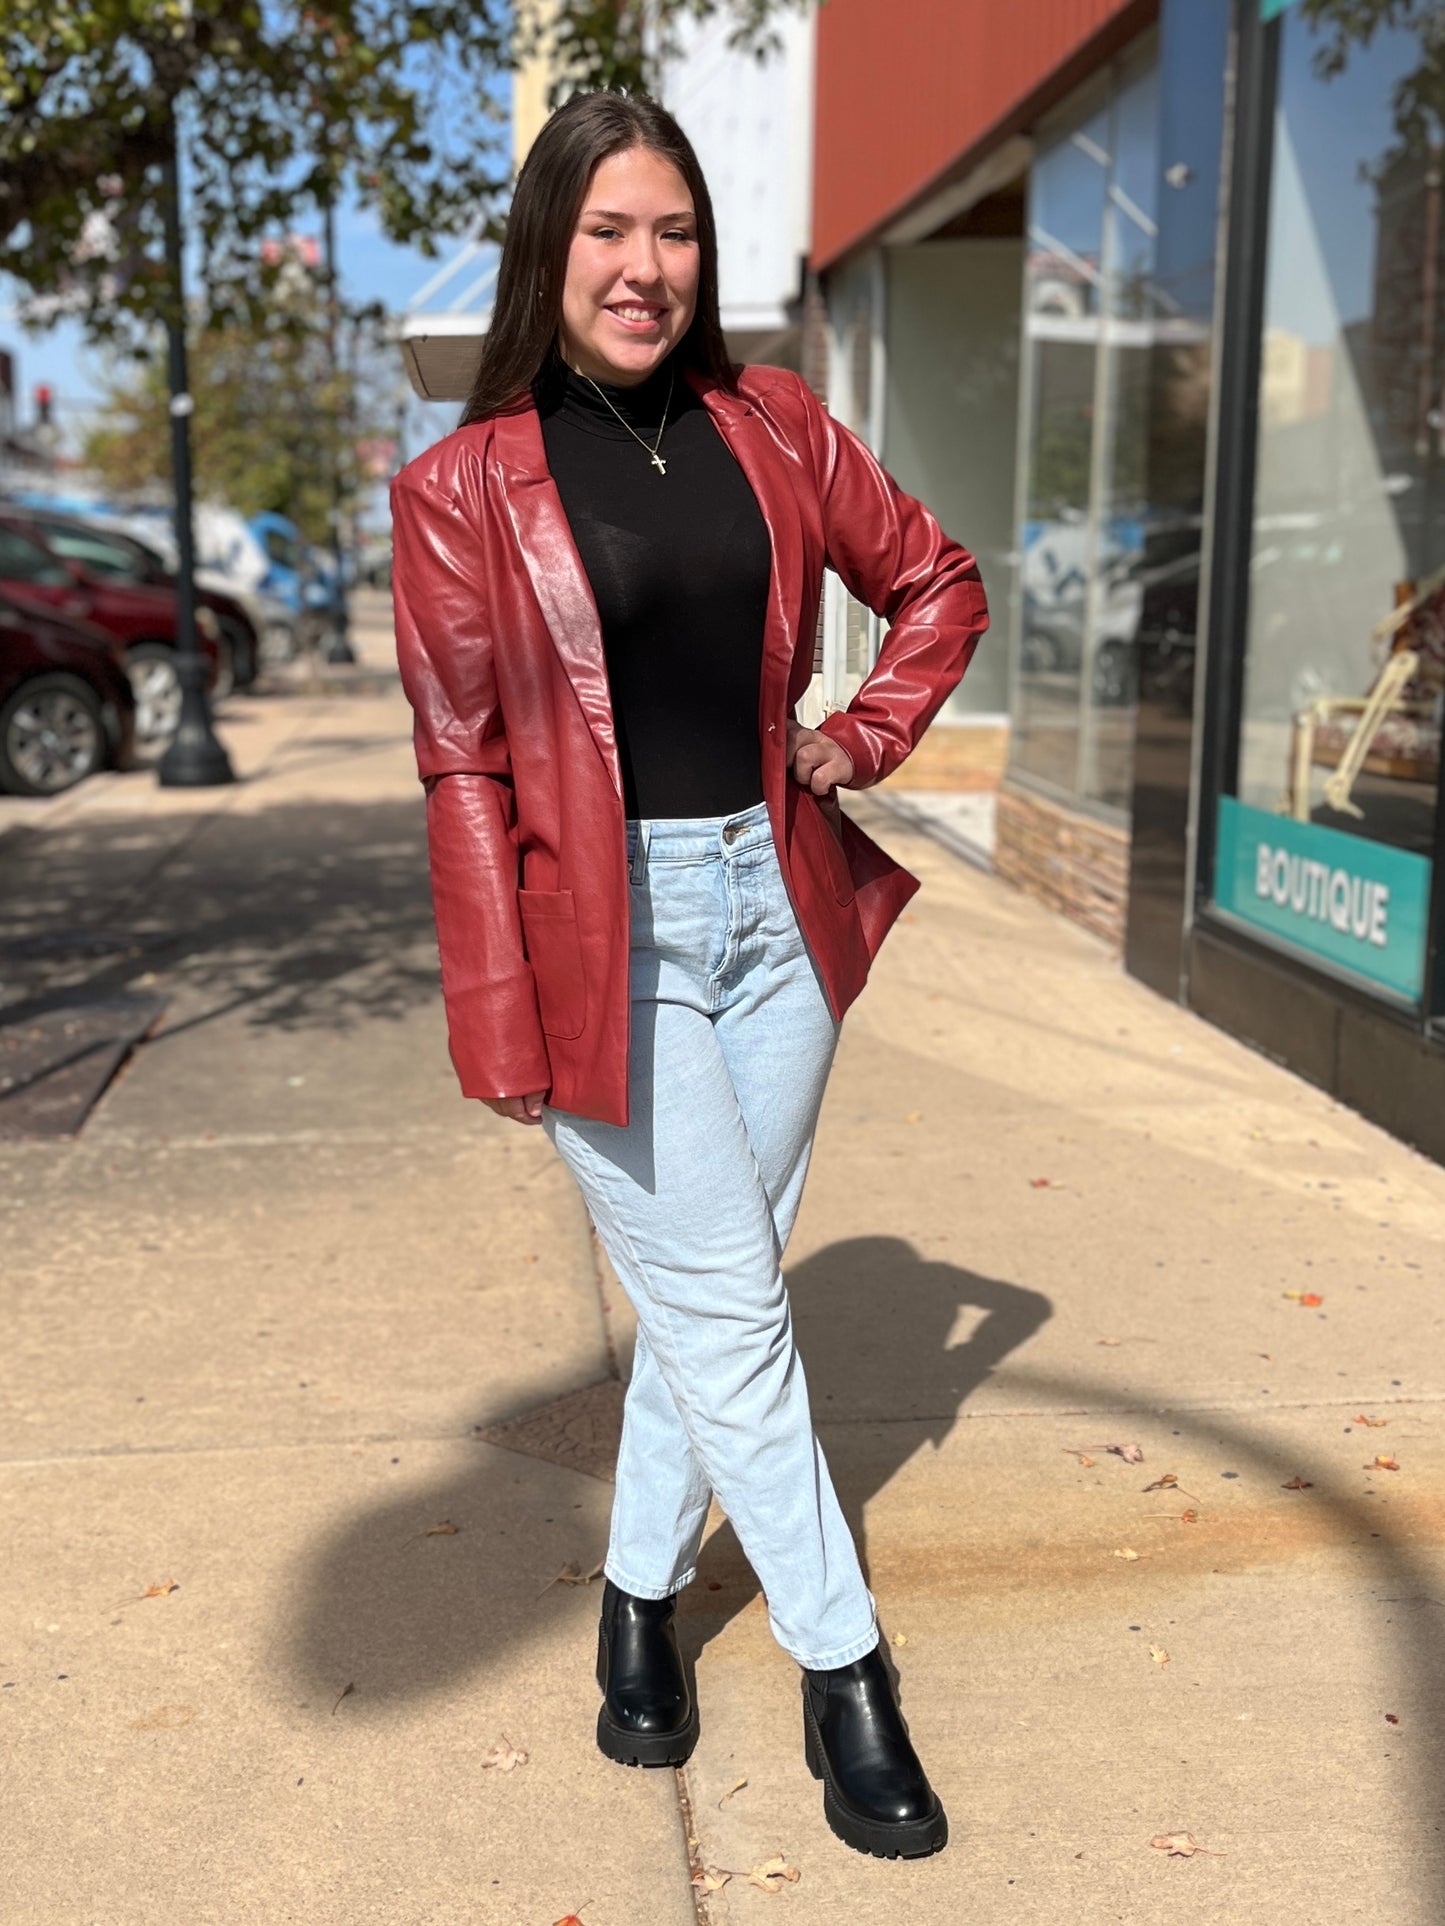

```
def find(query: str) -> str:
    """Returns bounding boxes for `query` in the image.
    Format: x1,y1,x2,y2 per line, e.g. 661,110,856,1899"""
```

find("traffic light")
34,383,52,428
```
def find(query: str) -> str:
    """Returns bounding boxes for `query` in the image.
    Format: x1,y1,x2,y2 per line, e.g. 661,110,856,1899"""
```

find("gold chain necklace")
580,367,674,475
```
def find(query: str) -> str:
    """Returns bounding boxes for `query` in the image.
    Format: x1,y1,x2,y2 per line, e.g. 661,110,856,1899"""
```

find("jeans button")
723,823,739,844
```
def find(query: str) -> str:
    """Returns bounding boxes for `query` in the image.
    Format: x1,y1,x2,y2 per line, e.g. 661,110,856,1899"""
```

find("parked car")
0,514,220,751
4,490,302,668
0,589,136,796
3,505,261,693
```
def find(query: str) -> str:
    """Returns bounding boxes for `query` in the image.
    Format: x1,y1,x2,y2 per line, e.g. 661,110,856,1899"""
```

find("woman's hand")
786,721,854,795
483,1092,547,1126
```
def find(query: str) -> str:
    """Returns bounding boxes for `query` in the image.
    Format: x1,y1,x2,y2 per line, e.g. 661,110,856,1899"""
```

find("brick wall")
994,779,1131,949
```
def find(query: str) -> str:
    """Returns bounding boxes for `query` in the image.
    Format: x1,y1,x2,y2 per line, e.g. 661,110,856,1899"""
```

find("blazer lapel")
492,403,622,800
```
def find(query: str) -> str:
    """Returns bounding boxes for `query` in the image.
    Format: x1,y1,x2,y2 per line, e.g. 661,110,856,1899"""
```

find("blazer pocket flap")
517,889,586,1040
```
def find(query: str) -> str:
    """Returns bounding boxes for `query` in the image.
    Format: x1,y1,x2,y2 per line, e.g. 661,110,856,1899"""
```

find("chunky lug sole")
803,1693,948,1859
595,1625,699,1768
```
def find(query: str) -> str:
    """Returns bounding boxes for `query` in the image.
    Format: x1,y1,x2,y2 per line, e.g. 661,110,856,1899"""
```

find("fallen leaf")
891,1631,908,1647
1180,1509,1199,1524
1150,1645,1170,1666
1113,1548,1145,1561
553,1913,590,1926
139,1580,179,1599
691,1868,732,1893
424,1520,460,1536
128,1704,194,1731
747,1854,801,1893
1143,1473,1179,1492
1151,1831,1224,1857
904,1110,922,1125
1061,1447,1097,1466
539,1558,606,1595
718,1776,748,1807
1282,1290,1324,1307
1107,1443,1145,1465
1029,1177,1056,1189
1097,1337,1121,1347
1355,1414,1388,1427
1281,1476,1314,1490
1385,1713,1400,1725
331,1682,354,1715
481,1734,528,1772
1371,1456,1400,1472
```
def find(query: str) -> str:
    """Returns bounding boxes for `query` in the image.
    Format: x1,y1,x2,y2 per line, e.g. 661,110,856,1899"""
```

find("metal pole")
321,188,356,665
157,107,234,788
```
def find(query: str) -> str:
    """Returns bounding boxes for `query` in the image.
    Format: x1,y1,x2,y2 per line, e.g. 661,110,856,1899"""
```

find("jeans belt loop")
629,820,651,884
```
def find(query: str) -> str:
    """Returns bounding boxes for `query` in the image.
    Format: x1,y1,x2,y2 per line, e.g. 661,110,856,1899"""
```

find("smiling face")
558,145,701,388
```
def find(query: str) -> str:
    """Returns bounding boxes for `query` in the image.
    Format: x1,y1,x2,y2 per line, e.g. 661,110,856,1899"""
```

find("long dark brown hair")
459,91,738,426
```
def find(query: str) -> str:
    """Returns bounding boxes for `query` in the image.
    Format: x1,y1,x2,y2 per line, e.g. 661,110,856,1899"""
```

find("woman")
390,91,986,1860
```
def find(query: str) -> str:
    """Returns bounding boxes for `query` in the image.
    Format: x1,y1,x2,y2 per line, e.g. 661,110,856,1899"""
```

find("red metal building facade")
812,0,1148,268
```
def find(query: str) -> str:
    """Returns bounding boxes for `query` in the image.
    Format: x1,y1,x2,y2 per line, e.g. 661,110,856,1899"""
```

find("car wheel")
125,642,183,748
218,615,258,691
0,673,106,797
208,629,236,703
1092,641,1133,707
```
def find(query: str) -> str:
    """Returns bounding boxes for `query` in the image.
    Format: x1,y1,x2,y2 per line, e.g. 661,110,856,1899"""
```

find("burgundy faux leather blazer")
390,363,987,1126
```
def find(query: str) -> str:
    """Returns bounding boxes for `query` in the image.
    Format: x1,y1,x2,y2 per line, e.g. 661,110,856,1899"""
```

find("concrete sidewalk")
1,620,1443,1925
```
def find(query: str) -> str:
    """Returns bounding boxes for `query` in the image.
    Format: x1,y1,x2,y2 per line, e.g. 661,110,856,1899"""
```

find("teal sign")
1260,0,1300,18
1214,797,1431,1002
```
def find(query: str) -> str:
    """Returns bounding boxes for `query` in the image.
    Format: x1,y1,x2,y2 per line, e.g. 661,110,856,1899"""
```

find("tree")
1300,0,1444,158
0,0,809,348
82,245,390,542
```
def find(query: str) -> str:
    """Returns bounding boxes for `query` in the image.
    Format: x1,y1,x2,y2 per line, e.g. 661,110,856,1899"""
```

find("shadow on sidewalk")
281,1232,1443,1911
683,1237,1053,1613
0,796,440,1057
279,1239,1051,1706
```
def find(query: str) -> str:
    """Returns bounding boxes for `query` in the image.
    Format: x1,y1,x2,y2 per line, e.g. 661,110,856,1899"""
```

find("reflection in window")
1236,8,1442,858
1012,45,1166,812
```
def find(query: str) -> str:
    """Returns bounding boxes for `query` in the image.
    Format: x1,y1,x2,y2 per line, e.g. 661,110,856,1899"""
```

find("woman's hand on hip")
483,1092,547,1126
786,721,854,795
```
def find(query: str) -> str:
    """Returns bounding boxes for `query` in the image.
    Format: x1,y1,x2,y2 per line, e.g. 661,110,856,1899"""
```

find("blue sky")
4,196,472,452
4,108,503,459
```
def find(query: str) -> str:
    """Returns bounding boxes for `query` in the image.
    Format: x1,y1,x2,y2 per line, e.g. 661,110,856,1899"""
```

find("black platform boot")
595,1577,699,1767
801,1641,947,1857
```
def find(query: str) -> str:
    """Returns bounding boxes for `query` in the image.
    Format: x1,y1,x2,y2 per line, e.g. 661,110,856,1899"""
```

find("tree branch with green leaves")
0,0,809,347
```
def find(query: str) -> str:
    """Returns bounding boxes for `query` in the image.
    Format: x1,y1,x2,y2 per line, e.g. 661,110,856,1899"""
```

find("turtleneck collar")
538,351,681,438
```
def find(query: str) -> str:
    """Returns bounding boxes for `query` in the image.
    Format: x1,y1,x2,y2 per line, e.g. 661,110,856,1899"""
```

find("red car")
8,505,261,692
0,513,221,750
0,589,137,796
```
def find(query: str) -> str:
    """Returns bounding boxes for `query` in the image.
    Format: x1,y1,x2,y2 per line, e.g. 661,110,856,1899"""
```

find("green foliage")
0,0,808,347
522,0,808,109
1299,0,1445,160
82,265,391,541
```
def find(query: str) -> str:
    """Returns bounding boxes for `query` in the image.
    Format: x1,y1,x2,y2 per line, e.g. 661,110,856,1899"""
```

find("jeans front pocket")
517,888,587,1039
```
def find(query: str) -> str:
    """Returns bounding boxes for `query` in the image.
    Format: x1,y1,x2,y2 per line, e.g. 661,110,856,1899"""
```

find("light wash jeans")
544,798,879,1671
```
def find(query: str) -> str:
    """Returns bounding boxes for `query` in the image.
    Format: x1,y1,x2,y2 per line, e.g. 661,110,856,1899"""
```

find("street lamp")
157,106,234,789
320,187,356,666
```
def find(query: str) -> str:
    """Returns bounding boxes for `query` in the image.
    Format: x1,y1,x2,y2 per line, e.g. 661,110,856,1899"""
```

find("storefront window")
1012,47,1162,812
1215,1,1442,1005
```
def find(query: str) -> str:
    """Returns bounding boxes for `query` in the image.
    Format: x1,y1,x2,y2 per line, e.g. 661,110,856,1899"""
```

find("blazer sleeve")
390,464,552,1102
792,377,990,789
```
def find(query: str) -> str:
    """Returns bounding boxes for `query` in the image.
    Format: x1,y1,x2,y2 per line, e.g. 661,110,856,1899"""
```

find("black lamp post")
157,109,234,788
320,188,356,666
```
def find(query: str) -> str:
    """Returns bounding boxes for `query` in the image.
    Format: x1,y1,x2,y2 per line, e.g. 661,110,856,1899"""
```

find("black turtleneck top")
536,354,771,820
